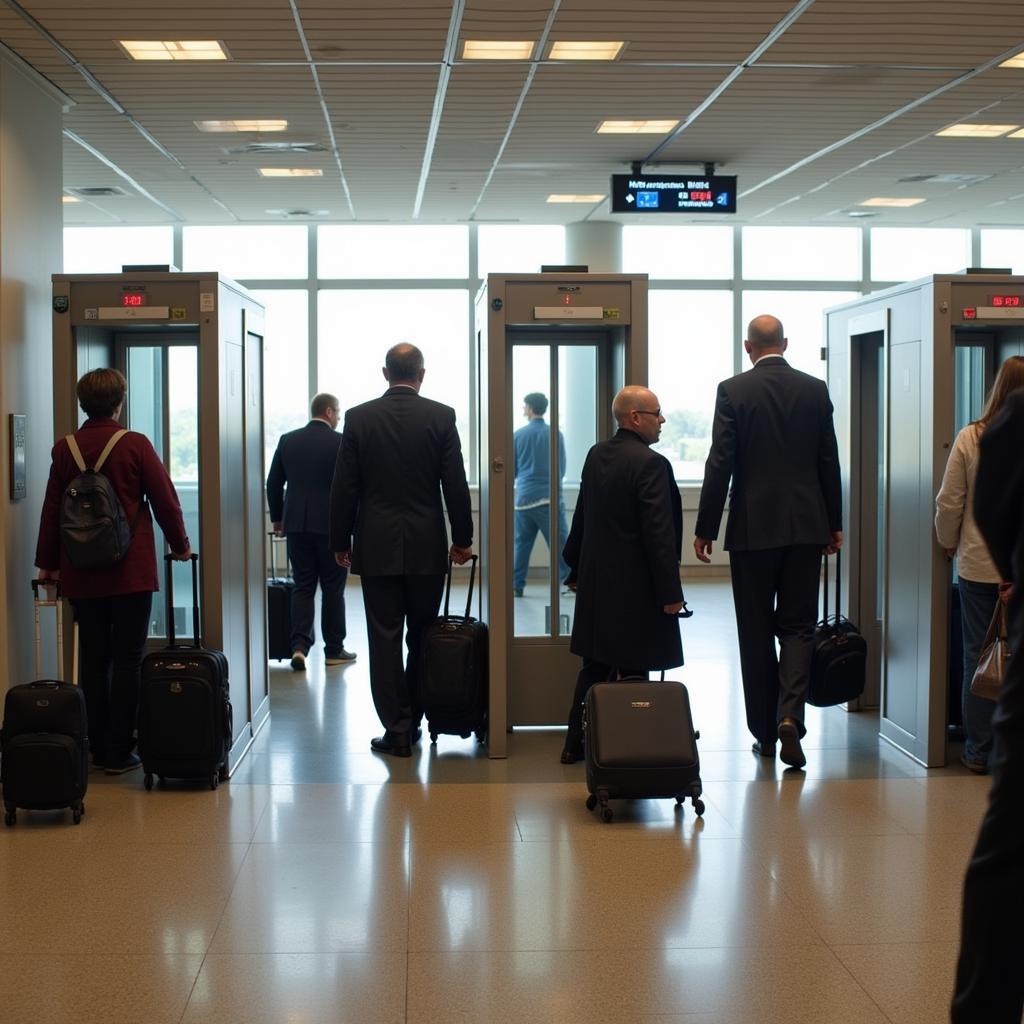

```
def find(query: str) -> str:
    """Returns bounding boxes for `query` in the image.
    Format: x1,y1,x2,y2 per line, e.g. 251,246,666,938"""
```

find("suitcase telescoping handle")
164,552,202,648
822,547,842,623
31,578,64,679
267,530,287,578
442,554,478,620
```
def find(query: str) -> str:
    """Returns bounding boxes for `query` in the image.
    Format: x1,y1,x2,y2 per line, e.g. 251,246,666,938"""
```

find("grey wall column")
565,222,622,273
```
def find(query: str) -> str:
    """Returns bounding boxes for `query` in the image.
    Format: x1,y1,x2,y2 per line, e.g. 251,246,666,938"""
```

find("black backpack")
59,430,134,569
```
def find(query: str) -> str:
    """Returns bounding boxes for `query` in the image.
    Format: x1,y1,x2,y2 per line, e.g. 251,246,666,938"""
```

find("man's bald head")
746,315,787,357
384,343,425,386
612,386,658,425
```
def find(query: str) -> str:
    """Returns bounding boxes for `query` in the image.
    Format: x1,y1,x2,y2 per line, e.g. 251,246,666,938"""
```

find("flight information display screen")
610,174,738,214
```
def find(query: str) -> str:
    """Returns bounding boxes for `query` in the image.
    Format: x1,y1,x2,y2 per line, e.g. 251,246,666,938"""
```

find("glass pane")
249,289,310,472
980,229,1024,275
167,347,199,640
182,225,308,279
63,226,173,274
557,346,596,638
512,348,552,638
743,226,861,281
477,225,565,280
742,290,859,380
622,226,733,279
317,290,470,471
318,225,468,278
869,227,971,282
648,290,734,480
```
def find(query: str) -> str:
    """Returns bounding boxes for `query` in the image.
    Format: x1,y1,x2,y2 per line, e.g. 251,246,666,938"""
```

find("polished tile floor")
0,580,988,1024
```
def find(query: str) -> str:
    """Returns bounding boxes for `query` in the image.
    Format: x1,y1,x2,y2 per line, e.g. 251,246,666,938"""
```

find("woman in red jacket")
35,368,191,775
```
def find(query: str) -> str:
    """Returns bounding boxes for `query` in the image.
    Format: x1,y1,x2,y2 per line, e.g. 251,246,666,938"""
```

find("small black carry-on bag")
137,554,232,791
808,549,867,708
419,555,488,745
584,671,704,823
1,581,88,827
266,532,294,662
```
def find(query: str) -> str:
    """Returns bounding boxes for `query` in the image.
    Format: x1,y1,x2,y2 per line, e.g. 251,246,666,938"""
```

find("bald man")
559,386,684,764
694,315,842,769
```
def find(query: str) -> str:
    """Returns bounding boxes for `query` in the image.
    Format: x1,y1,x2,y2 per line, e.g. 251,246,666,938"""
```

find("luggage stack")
137,554,231,791
1,581,88,827
419,555,488,745
266,532,294,662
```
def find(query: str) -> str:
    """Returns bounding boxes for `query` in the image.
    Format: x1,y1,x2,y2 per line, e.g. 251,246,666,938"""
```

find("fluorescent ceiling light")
597,119,678,134
119,40,229,61
258,168,323,177
62,195,80,203
1007,128,1024,138
462,40,535,60
195,120,288,133
549,41,624,61
934,123,1019,138
999,50,1024,69
859,197,926,207
547,193,606,203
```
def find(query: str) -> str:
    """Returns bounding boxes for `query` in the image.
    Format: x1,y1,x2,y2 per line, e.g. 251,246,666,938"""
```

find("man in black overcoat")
559,385,685,764
694,315,842,768
329,344,473,758
267,392,354,669
951,387,1024,1023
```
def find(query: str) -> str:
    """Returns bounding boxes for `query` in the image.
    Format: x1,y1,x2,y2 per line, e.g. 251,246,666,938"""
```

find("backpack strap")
93,429,128,472
64,433,87,473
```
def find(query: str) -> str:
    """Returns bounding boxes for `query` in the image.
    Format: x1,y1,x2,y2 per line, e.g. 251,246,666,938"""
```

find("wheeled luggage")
1,581,88,827
584,669,704,823
266,532,294,661
419,555,488,744
808,549,867,708
137,554,231,790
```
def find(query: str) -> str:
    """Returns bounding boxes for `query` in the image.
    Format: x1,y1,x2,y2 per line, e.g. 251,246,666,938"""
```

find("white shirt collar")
754,353,786,366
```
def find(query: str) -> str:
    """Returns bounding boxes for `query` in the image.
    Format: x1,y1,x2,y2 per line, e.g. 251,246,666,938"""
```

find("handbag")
969,603,1010,702
808,548,867,707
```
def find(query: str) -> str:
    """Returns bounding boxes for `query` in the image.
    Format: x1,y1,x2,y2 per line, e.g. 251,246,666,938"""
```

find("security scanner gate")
825,272,1024,767
477,273,649,757
51,271,268,773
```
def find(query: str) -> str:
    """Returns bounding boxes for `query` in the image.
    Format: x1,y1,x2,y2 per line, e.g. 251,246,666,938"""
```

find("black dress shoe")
778,718,806,769
370,734,412,758
751,740,776,758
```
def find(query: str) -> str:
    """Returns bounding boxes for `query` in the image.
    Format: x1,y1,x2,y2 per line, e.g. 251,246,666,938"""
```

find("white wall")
0,50,65,693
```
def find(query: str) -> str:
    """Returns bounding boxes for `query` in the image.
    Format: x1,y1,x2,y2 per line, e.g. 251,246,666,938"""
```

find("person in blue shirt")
513,392,569,596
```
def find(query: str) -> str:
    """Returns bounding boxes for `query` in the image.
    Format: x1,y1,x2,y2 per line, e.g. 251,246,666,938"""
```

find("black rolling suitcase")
267,532,294,661
584,668,704,823
137,554,231,791
419,556,488,745
808,549,867,708
1,581,88,827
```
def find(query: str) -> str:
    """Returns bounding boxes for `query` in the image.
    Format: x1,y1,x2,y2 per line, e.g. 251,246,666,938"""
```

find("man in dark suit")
560,385,685,764
694,315,842,769
330,344,473,758
951,387,1024,1023
267,392,355,671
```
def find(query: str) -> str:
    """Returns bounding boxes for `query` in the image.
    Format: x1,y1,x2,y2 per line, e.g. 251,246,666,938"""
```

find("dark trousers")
729,545,822,745
958,577,1000,765
71,591,153,764
287,531,348,656
951,626,1024,1022
360,574,444,738
564,658,646,745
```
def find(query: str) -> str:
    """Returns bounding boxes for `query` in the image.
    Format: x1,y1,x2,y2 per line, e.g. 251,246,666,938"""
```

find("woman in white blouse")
935,356,1024,772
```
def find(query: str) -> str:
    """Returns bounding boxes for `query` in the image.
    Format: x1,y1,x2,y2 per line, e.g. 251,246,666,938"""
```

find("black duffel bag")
808,548,867,707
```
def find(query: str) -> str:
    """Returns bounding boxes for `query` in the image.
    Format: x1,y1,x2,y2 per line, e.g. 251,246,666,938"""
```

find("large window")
63,226,173,274
648,290,734,479
743,227,860,281
183,225,308,279
319,226,468,279
870,227,971,282
623,226,733,279
477,225,565,280
317,289,470,468
980,229,1024,275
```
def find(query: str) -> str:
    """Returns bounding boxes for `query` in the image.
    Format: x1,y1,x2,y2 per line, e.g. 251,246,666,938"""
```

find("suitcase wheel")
144,773,154,791
4,810,15,827
218,763,229,782
209,773,219,791
72,808,81,825
601,807,614,824
692,798,705,818
694,730,700,740
429,731,438,744
475,728,487,745
585,794,597,811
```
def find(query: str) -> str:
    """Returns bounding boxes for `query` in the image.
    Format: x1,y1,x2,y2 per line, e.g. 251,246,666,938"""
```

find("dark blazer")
695,357,842,551
563,428,683,670
266,419,342,535
329,387,473,576
35,418,189,600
